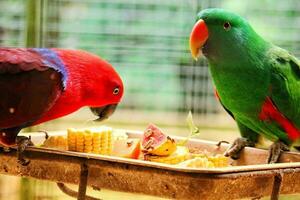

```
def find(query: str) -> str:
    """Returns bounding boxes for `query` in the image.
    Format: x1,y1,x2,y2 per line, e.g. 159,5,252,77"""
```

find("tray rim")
19,129,300,174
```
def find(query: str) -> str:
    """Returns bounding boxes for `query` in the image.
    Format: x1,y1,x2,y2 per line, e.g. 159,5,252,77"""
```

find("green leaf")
178,111,200,146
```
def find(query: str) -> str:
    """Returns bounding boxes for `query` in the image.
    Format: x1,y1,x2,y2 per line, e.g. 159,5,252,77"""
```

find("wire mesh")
0,0,25,47
42,0,221,115
1,1,300,199
1,0,300,117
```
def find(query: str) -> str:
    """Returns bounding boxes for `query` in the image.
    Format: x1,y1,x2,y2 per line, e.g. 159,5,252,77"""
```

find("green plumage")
196,9,300,146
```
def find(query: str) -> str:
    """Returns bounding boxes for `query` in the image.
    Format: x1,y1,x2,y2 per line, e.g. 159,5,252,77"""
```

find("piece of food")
112,130,128,141
178,154,229,168
67,127,113,155
144,146,189,164
178,157,214,168
178,111,201,146
207,154,229,167
0,48,123,165
142,124,177,156
112,139,141,159
42,136,68,150
190,153,229,168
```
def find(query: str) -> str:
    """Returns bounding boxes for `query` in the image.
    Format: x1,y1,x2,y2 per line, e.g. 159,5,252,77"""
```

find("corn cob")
67,128,77,151
42,136,68,150
99,127,113,155
144,146,190,164
67,127,113,155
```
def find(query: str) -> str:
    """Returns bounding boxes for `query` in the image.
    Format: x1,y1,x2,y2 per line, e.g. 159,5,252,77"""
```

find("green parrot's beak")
189,19,209,60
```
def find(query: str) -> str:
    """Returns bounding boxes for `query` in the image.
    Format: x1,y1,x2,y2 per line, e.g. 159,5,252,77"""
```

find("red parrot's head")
59,49,124,121
89,62,124,121
84,54,124,121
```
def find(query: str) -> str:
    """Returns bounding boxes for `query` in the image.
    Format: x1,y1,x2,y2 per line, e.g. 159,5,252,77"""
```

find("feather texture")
193,9,300,146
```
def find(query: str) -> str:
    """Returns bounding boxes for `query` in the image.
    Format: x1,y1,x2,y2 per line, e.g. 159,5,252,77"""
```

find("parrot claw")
2,147,11,152
37,130,49,140
216,140,230,147
0,147,11,153
16,136,34,166
267,141,289,164
224,137,255,160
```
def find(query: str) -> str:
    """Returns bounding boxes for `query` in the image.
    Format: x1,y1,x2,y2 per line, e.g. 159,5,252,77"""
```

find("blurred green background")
1,0,300,199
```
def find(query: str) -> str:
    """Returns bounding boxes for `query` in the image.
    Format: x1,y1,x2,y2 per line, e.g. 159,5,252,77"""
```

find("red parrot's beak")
189,19,209,60
90,104,118,121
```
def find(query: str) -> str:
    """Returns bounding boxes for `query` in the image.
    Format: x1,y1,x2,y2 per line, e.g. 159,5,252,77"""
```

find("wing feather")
269,47,300,129
0,48,64,129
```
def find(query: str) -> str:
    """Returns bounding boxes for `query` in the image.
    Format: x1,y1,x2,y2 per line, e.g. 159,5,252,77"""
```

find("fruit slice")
112,139,141,159
144,146,190,164
142,124,177,156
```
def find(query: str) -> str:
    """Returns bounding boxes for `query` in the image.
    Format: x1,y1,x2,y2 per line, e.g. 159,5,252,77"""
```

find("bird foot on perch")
37,130,49,140
216,140,230,147
267,140,289,163
224,137,255,160
0,146,11,152
16,135,34,166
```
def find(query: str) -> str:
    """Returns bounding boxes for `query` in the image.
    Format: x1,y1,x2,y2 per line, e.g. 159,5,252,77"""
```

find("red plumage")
259,97,300,141
34,49,124,124
0,48,124,146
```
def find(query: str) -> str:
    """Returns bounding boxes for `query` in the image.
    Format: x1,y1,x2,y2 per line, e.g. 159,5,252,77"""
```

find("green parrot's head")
189,8,267,63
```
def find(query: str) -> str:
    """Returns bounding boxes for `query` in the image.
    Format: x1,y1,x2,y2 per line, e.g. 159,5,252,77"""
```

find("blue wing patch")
32,48,68,89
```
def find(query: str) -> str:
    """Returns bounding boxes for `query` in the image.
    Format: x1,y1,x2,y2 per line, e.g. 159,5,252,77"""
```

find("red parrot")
0,48,124,164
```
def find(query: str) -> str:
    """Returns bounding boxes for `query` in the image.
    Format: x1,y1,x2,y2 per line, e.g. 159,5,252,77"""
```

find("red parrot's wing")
0,48,64,130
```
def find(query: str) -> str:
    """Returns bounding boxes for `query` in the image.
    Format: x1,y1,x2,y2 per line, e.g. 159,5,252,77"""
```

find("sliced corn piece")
67,126,113,155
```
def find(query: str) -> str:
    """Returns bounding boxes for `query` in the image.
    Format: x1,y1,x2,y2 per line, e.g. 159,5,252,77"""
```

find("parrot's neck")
33,51,88,125
208,43,272,115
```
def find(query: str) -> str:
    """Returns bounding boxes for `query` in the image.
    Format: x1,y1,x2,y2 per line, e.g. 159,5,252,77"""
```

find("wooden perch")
0,131,300,199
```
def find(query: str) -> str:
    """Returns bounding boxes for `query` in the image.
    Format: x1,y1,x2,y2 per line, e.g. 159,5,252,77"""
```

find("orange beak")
189,19,209,60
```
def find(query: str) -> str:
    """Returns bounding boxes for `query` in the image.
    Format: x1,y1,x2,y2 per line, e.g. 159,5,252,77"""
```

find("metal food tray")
0,129,300,200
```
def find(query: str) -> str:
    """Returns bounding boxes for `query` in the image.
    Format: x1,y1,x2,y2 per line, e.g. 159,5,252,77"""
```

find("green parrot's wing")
268,46,300,129
216,90,260,143
236,120,259,143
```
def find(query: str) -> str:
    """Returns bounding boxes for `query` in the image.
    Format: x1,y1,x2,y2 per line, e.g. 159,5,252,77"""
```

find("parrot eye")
223,22,231,31
113,87,120,95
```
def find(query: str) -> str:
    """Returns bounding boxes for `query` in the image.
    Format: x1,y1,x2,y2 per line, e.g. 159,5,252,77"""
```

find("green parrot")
189,8,300,163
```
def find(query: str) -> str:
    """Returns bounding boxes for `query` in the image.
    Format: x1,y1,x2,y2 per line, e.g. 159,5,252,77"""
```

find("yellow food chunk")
207,154,229,167
42,136,68,150
178,157,214,168
67,126,113,155
145,146,189,164
179,154,229,168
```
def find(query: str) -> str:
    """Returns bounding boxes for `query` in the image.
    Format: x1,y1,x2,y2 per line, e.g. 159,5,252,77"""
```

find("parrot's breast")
210,65,270,115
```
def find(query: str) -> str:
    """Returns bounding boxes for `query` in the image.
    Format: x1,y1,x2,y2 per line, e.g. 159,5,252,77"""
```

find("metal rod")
56,182,101,200
271,172,283,200
78,162,89,200
56,161,101,200
57,182,78,198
